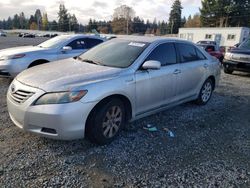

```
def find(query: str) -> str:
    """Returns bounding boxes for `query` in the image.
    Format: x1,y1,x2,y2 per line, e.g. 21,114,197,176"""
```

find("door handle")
173,69,181,74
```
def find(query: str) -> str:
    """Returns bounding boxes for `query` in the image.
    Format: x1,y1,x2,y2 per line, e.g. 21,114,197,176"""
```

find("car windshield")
239,38,250,49
78,39,149,68
38,35,71,48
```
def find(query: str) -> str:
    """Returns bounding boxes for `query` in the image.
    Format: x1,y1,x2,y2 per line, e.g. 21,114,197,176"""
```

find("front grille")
10,90,34,104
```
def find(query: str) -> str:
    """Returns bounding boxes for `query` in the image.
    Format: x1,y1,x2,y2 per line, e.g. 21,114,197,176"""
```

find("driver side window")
67,39,87,50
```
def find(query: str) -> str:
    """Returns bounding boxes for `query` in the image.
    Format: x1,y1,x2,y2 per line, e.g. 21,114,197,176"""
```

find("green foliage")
58,4,69,32
168,0,183,34
200,0,250,27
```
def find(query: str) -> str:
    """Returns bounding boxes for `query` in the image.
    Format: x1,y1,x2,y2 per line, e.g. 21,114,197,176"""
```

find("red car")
197,44,224,63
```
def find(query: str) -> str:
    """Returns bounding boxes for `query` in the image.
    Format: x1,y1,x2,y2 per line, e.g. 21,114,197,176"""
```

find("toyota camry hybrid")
7,37,221,145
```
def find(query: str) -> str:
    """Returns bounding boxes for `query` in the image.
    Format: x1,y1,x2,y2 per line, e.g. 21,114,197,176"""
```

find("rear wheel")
86,99,125,145
196,79,213,105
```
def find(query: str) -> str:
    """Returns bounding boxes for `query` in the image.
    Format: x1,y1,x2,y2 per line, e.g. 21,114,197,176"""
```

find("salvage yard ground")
0,36,250,187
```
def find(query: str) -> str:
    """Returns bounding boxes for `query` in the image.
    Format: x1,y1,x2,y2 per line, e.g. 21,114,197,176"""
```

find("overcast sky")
0,0,201,24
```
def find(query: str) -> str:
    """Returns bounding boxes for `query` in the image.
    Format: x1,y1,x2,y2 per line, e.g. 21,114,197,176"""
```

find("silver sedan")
0,34,105,77
7,37,221,145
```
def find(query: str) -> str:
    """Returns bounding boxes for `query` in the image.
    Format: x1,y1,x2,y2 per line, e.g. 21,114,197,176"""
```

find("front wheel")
223,66,233,74
86,99,125,145
195,79,213,105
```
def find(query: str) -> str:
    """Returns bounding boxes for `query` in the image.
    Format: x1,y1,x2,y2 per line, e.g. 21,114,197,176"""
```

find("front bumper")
7,80,97,140
0,59,28,78
223,60,250,72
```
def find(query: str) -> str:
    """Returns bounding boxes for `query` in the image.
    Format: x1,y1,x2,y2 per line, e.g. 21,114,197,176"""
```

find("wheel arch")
28,59,50,68
207,75,216,90
85,94,133,136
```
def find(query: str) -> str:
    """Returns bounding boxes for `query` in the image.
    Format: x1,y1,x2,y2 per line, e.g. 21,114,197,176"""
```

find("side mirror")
142,60,161,70
62,46,72,52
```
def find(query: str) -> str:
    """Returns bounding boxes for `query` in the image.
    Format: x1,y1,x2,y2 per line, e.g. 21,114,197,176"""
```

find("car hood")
0,46,45,56
16,58,123,92
230,48,250,55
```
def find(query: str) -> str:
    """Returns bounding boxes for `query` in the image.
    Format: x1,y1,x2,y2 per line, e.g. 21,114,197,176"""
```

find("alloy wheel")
102,105,122,138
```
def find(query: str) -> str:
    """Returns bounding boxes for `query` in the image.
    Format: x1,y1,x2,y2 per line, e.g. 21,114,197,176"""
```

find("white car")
0,34,105,77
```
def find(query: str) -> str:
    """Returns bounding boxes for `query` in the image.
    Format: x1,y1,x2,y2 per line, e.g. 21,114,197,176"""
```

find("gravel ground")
0,37,250,187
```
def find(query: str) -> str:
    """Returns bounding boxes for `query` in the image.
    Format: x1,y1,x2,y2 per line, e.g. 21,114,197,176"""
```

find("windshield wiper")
78,57,101,65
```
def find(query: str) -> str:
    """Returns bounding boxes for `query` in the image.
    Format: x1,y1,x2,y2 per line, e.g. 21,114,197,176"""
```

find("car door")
175,43,209,101
58,38,88,60
135,42,179,115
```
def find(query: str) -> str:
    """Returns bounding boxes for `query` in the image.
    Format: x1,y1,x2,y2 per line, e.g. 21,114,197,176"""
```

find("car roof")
60,34,105,40
115,35,191,44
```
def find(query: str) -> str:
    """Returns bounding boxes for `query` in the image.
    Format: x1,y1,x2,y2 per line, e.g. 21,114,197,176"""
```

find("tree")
49,20,58,31
184,14,201,27
58,4,69,32
199,0,250,27
42,13,49,30
12,14,20,29
168,0,182,34
30,22,37,30
19,12,26,29
69,14,78,32
112,5,135,34
34,9,42,30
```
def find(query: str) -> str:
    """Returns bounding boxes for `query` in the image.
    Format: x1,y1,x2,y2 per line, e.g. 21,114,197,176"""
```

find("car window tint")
86,38,103,48
67,39,87,49
177,43,201,63
146,43,177,66
196,48,207,60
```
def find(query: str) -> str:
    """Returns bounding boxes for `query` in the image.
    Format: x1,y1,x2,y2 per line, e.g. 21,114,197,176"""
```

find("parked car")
7,37,221,145
0,31,7,37
197,43,224,62
197,40,217,46
22,33,36,38
0,34,105,77
18,33,25,37
223,38,250,74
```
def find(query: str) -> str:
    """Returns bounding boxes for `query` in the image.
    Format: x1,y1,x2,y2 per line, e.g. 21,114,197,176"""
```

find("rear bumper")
223,60,250,72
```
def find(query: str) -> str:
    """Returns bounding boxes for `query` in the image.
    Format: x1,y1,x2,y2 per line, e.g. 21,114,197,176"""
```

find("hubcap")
201,82,212,102
102,106,122,138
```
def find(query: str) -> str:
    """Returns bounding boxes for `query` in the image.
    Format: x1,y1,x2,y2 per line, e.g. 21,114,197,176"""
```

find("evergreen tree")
42,13,49,30
19,12,26,29
168,0,182,34
34,9,42,30
199,0,250,27
58,4,69,32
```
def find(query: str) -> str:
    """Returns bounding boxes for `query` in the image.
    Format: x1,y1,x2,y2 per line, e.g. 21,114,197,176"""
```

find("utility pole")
171,20,174,34
126,19,129,35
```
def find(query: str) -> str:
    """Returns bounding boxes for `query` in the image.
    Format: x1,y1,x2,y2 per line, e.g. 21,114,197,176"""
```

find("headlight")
224,53,231,60
34,90,88,105
1,54,26,60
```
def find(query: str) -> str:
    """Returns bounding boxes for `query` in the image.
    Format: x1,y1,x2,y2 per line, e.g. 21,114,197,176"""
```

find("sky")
0,0,201,24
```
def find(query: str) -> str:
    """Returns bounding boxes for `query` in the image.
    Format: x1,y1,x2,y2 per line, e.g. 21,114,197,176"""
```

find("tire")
195,79,213,105
223,66,233,74
86,98,125,145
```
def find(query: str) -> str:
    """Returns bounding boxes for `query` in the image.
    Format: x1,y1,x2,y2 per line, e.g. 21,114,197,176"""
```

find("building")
179,27,250,47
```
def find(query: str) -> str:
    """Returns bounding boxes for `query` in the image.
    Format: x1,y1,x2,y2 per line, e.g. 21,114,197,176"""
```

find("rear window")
177,43,206,63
